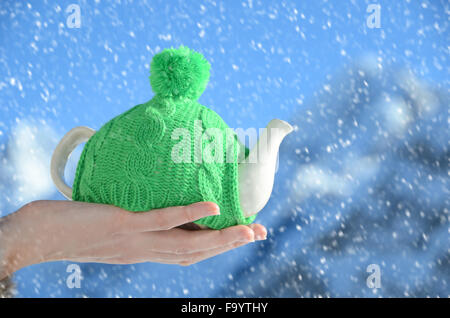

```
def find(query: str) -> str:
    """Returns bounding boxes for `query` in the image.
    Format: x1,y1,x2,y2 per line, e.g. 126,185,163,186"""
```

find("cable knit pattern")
72,47,256,229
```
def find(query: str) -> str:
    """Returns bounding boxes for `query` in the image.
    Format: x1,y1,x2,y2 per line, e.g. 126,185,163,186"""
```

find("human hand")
0,200,267,279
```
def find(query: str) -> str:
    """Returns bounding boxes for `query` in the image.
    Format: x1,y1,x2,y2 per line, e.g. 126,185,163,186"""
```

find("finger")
151,238,257,265
180,223,268,252
247,223,267,240
118,201,220,232
108,240,253,266
83,225,266,265
146,224,258,254
174,225,267,265
179,240,253,266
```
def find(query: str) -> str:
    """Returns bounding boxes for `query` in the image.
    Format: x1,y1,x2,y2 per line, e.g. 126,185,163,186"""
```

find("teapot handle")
50,126,96,200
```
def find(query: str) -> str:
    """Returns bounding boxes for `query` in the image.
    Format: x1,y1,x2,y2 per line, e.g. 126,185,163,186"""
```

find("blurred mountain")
216,55,449,297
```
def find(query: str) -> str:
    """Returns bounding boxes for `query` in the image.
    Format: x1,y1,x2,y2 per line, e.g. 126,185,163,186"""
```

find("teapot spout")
238,119,294,218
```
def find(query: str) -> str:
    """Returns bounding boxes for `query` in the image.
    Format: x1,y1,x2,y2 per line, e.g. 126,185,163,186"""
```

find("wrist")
0,212,17,279
0,219,15,296
0,201,49,278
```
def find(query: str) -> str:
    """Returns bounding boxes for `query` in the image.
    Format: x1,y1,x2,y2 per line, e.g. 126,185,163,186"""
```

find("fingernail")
240,233,255,243
202,202,220,215
255,235,266,241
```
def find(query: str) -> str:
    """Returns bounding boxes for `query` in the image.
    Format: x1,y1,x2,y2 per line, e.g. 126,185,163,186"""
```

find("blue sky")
0,0,448,297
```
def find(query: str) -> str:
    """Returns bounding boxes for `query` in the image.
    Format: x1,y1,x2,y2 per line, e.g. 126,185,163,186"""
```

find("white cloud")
292,155,380,200
0,119,60,209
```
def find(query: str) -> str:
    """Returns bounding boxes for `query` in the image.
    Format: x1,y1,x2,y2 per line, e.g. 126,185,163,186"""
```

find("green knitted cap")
72,46,256,229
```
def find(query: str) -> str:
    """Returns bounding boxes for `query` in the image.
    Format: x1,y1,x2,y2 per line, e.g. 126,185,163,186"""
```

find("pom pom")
150,46,211,100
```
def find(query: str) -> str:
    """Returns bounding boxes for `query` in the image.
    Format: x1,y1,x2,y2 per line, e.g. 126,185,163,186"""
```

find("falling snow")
0,0,448,298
